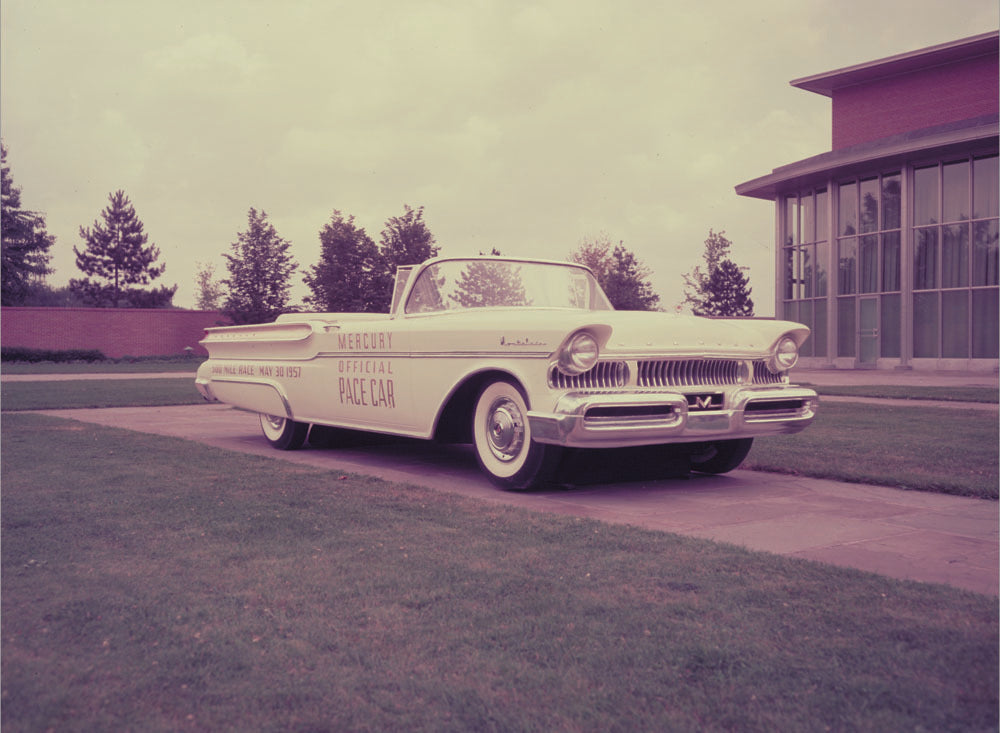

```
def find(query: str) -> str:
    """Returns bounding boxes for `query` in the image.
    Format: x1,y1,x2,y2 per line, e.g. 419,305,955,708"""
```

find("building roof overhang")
790,31,999,97
735,114,999,200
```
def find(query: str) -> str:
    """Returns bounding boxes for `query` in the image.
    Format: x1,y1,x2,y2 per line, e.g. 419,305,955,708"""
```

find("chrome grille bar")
752,361,785,385
637,359,783,388
549,360,628,390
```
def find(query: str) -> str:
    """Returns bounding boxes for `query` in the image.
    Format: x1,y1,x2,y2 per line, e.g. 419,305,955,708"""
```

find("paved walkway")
34,403,1000,596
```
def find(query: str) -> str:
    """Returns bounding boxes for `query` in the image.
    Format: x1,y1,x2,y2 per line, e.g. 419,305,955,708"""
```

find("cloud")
147,33,266,80
2,0,995,310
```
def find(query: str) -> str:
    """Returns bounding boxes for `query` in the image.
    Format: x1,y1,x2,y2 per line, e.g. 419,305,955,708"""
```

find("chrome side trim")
197,376,294,419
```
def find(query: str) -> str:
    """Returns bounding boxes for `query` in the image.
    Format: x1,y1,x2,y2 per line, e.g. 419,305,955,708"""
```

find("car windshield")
404,259,613,314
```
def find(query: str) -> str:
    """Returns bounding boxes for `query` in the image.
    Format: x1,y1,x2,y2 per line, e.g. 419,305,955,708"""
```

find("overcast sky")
2,1,996,312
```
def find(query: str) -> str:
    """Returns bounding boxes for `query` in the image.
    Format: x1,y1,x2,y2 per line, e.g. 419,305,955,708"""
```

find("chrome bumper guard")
528,386,819,449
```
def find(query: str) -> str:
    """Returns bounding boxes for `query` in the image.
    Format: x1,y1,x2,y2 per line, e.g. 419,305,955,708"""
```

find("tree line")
1,142,754,321
212,205,439,324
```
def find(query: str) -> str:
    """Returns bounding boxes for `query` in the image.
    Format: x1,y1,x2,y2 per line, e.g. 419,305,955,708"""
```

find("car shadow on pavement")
306,424,693,490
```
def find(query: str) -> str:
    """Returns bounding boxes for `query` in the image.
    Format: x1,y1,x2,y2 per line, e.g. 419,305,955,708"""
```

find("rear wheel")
690,438,753,474
259,414,309,450
472,380,562,491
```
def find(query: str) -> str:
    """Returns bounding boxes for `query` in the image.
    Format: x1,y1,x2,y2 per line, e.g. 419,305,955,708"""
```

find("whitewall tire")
472,380,561,491
259,413,309,451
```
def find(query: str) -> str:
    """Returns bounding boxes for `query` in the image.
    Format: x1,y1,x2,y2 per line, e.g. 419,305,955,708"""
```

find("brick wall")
832,53,998,149
1,308,229,358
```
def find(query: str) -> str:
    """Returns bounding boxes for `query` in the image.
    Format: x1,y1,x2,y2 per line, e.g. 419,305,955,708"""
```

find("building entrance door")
859,297,879,366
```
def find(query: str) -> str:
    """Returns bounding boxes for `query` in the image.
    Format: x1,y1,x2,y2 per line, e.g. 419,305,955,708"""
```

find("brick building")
737,31,998,371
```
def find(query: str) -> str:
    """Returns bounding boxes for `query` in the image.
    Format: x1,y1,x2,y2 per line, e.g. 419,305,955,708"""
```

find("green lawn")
1,378,203,410
805,383,999,404
745,402,998,499
2,412,996,732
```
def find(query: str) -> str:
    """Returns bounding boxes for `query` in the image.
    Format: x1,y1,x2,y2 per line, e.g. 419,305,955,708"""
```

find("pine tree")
1,144,54,305
303,211,383,312
701,259,754,316
682,230,754,316
71,190,175,307
222,208,297,324
451,260,530,308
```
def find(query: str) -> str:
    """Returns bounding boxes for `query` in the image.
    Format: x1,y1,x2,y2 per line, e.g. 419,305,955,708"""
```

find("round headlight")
558,332,600,375
769,336,799,373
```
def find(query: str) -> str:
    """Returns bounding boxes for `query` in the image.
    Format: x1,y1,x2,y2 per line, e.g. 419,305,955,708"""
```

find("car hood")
588,311,809,358
401,308,808,359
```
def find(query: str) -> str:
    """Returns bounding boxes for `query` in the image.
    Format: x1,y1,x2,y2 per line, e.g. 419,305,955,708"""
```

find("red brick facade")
832,51,998,149
1,308,229,358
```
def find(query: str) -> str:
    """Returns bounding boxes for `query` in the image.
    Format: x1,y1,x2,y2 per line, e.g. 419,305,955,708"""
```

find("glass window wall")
911,155,999,358
781,156,996,365
834,172,902,358
880,294,901,358
973,220,999,287
782,188,827,357
837,297,855,357
972,288,999,358
882,232,900,292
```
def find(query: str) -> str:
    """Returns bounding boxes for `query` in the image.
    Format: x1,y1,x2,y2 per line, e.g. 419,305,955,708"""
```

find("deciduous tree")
569,234,660,310
194,262,225,311
379,205,438,269
222,208,297,324
303,211,383,312
1,144,54,305
368,205,439,310
71,190,175,307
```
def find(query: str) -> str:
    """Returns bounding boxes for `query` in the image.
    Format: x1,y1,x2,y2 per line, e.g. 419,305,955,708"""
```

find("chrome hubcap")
486,398,524,462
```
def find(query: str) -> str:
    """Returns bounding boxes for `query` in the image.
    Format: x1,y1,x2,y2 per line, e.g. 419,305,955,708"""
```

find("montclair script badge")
500,336,545,347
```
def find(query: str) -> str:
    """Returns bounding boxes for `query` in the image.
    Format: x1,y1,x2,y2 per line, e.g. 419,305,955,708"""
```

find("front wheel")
690,438,754,474
259,414,309,450
472,380,562,491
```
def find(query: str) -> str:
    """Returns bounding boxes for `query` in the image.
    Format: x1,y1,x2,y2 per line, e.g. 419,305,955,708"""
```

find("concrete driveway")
36,402,998,596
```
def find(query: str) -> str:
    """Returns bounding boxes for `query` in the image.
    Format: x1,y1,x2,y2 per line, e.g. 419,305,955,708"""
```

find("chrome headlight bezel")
768,336,799,374
557,331,600,376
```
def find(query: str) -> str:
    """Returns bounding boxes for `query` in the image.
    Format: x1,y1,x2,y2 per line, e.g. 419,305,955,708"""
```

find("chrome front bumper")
528,386,819,449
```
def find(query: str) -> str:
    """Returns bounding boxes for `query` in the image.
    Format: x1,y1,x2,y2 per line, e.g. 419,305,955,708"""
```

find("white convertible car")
196,257,818,490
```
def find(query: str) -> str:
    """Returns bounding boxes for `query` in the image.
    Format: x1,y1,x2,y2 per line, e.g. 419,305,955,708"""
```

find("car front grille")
637,359,784,388
549,358,785,390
